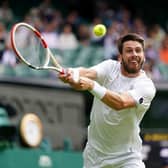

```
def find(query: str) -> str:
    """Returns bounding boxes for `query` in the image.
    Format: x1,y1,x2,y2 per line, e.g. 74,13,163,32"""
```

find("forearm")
90,81,136,111
76,67,97,80
102,91,135,110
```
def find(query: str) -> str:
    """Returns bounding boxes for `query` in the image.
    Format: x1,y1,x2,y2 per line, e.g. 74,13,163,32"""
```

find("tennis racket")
10,22,66,74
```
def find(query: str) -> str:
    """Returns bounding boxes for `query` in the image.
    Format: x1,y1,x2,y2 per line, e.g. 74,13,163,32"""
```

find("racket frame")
11,22,65,73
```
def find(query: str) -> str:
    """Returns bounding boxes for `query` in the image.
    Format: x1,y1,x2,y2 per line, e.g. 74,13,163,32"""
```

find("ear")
142,57,146,65
144,58,146,62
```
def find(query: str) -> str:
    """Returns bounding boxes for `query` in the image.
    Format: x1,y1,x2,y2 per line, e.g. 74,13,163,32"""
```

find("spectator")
41,10,60,49
151,24,166,50
65,10,83,36
143,41,162,80
58,23,79,50
89,17,104,45
132,17,147,38
77,23,91,46
0,0,14,27
159,34,168,64
103,21,120,60
0,22,7,61
1,36,17,66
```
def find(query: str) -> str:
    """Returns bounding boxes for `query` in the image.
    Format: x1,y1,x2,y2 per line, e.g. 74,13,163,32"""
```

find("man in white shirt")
59,33,156,168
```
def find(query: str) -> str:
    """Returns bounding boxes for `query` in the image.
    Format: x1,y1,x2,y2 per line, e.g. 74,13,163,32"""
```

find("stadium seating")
0,108,10,126
51,46,104,68
0,64,16,77
157,62,168,80
14,64,32,77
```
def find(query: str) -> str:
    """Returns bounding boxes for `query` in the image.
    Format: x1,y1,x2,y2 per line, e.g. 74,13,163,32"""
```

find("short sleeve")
127,79,156,110
91,59,119,83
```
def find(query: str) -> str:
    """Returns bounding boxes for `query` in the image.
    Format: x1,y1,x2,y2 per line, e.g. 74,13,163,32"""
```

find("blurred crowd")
0,0,168,81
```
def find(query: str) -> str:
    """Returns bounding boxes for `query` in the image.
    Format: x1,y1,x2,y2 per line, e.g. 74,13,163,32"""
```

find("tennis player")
59,33,156,168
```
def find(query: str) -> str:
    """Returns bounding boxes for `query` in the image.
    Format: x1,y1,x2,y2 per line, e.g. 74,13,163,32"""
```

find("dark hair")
117,33,145,54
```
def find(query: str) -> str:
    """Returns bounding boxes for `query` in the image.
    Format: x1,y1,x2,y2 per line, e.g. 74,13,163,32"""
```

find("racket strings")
14,26,48,67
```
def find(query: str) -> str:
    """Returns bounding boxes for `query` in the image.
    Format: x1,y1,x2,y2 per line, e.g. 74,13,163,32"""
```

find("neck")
121,65,141,78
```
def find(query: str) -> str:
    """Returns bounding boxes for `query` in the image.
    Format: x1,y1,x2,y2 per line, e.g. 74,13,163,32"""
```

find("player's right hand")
59,68,80,84
58,68,72,83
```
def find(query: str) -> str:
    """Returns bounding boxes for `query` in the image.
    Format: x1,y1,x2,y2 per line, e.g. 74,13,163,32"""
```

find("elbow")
112,100,135,111
102,92,135,111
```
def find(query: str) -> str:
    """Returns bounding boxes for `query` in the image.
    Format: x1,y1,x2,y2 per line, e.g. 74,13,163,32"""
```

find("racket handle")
60,68,68,75
60,68,79,83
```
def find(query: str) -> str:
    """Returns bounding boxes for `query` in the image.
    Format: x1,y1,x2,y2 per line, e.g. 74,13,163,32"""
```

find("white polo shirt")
88,59,156,155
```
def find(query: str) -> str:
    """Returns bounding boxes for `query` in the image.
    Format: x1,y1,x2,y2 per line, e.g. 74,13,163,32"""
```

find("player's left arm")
69,77,135,110
103,80,156,111
101,90,136,110
101,80,156,111
73,77,156,111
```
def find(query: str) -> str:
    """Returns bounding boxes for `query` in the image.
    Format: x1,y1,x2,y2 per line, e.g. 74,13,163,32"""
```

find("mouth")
131,60,137,63
129,60,139,65
121,57,144,74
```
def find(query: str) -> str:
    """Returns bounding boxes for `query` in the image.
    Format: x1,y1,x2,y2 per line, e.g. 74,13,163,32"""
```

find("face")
120,40,145,74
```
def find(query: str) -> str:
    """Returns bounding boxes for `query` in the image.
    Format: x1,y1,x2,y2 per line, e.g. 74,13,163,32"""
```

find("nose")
132,50,138,56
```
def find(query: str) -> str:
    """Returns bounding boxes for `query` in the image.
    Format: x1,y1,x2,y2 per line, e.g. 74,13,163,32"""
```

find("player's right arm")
59,60,114,83
77,67,97,80
58,67,97,83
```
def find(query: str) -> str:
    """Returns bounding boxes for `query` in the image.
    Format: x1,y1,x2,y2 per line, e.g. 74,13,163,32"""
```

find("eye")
126,49,132,53
136,48,142,53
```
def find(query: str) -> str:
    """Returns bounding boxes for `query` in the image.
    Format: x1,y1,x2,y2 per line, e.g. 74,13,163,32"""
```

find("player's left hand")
70,77,94,91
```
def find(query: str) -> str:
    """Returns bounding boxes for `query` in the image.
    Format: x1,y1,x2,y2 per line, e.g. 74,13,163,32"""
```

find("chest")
103,72,135,92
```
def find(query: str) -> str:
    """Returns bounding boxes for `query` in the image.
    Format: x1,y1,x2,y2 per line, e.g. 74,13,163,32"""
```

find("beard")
121,57,144,74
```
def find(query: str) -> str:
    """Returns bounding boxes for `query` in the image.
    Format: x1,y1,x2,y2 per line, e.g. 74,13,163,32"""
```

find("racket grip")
60,68,79,82
60,68,68,75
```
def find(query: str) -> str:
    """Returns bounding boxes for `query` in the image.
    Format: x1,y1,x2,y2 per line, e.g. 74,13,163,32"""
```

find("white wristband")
71,68,80,83
90,81,107,99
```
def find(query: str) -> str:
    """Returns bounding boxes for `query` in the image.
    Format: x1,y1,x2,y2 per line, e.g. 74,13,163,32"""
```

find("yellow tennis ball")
93,24,107,37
